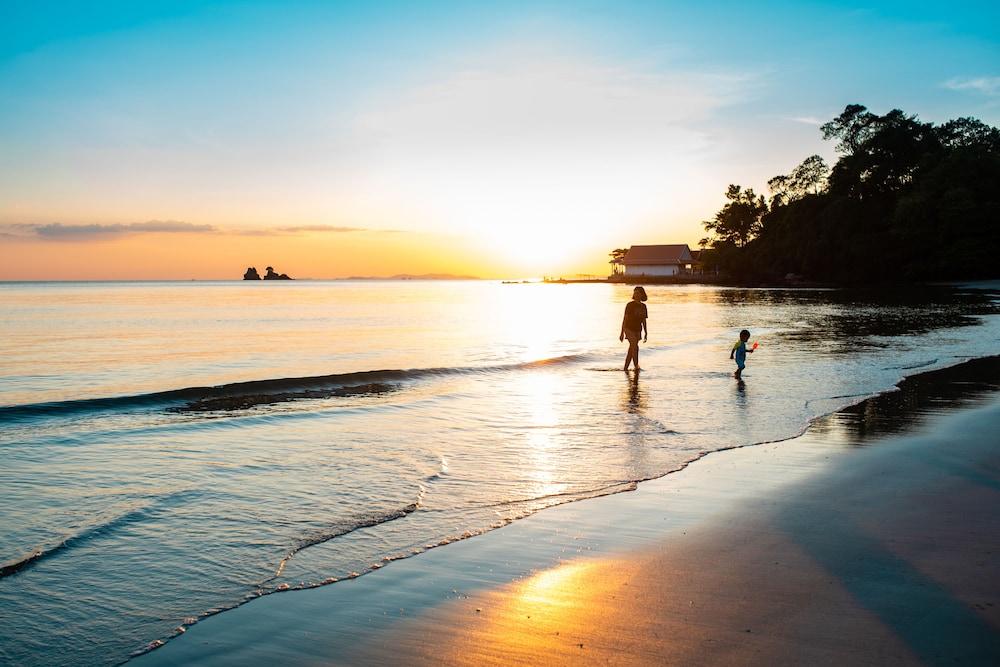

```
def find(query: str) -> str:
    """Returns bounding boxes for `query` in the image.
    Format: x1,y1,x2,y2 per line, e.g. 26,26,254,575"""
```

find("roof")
622,244,693,265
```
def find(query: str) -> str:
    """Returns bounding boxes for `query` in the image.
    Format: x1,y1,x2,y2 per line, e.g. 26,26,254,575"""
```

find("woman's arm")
642,318,648,342
620,310,627,341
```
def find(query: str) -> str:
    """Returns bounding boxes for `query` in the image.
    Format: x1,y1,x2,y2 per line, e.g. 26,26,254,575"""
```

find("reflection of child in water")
620,286,648,371
730,329,753,380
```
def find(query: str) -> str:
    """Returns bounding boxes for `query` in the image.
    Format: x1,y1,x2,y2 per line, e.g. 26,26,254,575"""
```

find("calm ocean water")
2,280,999,666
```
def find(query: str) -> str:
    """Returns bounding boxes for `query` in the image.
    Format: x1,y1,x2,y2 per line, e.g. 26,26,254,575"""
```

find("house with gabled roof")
621,244,694,277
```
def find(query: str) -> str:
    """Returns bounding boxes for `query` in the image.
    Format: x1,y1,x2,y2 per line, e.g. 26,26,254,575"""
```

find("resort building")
621,244,694,277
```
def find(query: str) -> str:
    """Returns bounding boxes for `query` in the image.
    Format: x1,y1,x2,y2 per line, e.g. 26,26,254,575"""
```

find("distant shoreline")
342,274,481,281
543,275,834,287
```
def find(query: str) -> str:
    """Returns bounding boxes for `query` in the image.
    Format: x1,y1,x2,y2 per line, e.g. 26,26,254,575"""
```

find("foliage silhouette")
702,184,768,248
609,247,629,275
701,104,1000,283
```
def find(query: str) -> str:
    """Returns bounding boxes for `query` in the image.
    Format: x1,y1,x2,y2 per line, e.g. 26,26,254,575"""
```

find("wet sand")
134,358,1000,666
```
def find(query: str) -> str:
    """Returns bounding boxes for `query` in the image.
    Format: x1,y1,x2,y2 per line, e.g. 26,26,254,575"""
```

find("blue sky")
1,1,998,277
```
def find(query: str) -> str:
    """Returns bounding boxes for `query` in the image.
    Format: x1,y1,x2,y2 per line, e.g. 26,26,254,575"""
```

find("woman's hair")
740,329,751,338
633,286,648,302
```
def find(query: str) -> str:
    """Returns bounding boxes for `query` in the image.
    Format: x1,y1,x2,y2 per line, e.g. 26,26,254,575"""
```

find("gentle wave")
0,353,595,421
883,358,939,371
170,381,401,413
0,490,198,579
469,480,640,510
266,502,420,583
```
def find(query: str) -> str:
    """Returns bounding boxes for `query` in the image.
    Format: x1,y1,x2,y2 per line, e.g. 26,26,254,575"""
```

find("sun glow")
483,224,577,275
349,45,729,276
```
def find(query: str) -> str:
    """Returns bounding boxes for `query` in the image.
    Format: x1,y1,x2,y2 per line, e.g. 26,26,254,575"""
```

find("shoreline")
133,356,1000,665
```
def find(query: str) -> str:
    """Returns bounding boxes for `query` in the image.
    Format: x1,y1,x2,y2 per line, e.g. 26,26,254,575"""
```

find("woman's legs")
624,339,639,370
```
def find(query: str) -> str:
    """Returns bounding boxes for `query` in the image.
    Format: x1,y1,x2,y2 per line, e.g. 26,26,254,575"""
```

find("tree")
768,154,829,206
703,185,768,248
820,104,879,154
825,108,940,197
935,117,1000,152
608,248,629,275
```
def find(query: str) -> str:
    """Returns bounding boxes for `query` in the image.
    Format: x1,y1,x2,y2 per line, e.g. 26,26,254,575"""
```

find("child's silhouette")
730,329,753,380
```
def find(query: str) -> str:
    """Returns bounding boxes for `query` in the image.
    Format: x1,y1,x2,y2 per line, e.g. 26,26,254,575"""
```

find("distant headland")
240,269,478,281
243,266,293,280
343,273,479,280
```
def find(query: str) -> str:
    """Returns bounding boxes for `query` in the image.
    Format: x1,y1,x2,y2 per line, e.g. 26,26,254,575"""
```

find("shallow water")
1,280,998,666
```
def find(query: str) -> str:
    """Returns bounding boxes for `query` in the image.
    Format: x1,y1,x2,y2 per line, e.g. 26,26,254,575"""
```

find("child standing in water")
730,329,753,380
620,286,648,371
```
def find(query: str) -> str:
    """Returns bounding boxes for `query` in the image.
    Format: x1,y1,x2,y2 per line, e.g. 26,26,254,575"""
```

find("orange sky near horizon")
0,220,714,280
0,229,525,281
0,201,712,280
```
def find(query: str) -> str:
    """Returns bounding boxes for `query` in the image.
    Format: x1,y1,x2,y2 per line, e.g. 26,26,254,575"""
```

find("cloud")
228,228,280,236
355,50,751,160
944,76,1000,96
235,225,406,235
786,116,825,126
2,221,406,240
19,220,216,239
276,225,366,233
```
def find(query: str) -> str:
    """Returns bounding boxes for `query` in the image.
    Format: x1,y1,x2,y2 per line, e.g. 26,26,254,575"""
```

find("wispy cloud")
8,220,215,240
944,76,1000,96
228,228,280,236
786,115,825,126
276,225,366,233
234,225,405,235
2,221,405,240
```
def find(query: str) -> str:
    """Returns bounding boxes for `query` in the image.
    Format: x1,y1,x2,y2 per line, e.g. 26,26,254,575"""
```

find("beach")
3,281,999,665
135,356,1000,666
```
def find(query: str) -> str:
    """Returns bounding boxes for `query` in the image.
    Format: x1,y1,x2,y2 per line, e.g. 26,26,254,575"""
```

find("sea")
1,280,998,666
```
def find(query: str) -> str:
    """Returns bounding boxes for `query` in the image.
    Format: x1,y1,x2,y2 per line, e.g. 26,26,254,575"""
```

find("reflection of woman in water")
619,286,648,371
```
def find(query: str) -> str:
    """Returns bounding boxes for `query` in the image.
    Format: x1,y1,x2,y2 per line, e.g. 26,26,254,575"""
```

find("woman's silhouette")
619,286,648,371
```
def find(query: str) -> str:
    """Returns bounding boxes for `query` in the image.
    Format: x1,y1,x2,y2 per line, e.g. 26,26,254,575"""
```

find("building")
621,244,694,277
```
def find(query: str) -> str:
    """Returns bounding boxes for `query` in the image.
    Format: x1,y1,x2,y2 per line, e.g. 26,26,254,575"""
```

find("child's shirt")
733,340,748,366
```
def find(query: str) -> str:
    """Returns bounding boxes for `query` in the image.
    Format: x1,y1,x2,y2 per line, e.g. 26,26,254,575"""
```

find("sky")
1,0,998,279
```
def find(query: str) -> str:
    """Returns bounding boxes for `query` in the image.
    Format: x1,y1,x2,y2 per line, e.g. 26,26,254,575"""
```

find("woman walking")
619,286,648,371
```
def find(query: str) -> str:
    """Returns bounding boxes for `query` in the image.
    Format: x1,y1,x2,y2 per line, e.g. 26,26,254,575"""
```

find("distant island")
343,273,479,280
243,266,293,280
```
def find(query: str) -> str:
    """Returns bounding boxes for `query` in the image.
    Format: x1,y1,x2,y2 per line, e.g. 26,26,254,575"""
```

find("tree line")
700,104,1000,283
